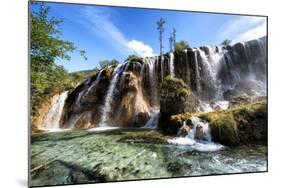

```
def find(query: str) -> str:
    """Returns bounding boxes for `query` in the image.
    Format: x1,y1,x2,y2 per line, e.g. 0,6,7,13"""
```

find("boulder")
159,76,198,135
177,124,191,137
199,101,267,146
195,125,204,140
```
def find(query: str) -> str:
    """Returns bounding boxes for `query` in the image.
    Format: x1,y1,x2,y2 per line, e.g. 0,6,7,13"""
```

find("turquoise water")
30,128,267,187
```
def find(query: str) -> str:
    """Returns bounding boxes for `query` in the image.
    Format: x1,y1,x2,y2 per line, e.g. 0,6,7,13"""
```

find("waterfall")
193,49,201,95
184,49,191,87
197,46,225,101
74,78,91,109
42,91,68,130
160,55,164,81
189,117,211,142
52,37,266,131
217,38,267,97
143,111,159,129
147,57,158,105
168,116,224,151
99,64,123,127
84,70,103,97
199,100,229,112
119,62,130,85
169,52,175,77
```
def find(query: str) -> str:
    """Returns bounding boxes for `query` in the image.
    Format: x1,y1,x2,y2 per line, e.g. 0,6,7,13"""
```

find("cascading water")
74,78,91,109
218,37,267,96
143,111,159,129
147,57,158,105
53,37,266,131
42,91,68,130
160,55,164,81
99,64,123,127
193,49,202,94
184,49,191,87
84,70,103,97
169,52,175,77
199,100,229,112
168,116,224,151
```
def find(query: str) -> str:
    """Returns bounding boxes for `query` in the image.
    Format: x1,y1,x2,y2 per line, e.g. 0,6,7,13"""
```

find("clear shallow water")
30,128,267,187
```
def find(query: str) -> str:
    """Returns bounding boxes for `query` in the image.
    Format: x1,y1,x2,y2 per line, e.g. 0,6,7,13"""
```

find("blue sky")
31,2,266,72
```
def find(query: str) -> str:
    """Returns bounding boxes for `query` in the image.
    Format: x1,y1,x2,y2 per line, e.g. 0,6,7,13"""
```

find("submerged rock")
31,159,106,187
118,130,169,144
195,125,204,140
177,124,192,137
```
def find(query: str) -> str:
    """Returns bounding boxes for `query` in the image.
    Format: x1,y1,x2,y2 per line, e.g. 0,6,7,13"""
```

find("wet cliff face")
54,37,267,129
60,62,153,128
31,93,60,132
219,38,267,99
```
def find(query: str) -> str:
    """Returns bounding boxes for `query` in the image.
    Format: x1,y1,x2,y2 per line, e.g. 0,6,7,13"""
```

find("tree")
99,59,119,69
30,2,87,114
221,39,232,46
175,40,190,53
172,28,176,50
157,17,166,55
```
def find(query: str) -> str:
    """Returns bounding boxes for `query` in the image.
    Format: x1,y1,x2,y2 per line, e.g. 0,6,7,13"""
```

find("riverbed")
30,128,267,187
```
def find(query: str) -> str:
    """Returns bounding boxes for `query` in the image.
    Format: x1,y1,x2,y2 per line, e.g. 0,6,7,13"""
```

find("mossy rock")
160,76,198,115
231,101,267,144
159,76,198,135
170,112,194,124
118,131,169,144
200,112,240,146
199,101,267,146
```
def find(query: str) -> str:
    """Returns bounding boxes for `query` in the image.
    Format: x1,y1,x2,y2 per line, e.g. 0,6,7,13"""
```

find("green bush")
160,76,198,115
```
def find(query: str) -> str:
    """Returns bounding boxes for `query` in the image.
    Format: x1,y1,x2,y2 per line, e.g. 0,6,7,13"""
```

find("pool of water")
30,128,267,187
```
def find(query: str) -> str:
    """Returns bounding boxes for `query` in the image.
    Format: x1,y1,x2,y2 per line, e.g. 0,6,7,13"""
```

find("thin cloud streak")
81,7,155,58
218,16,266,44
232,20,266,43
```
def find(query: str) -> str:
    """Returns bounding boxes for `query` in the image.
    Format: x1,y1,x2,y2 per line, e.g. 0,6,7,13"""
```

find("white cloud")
219,16,266,43
82,7,155,57
82,7,127,48
126,40,156,57
232,20,266,43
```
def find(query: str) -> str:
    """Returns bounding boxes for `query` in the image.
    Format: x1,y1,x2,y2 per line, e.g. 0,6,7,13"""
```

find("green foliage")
99,59,119,69
125,55,143,62
160,76,197,115
30,2,87,115
199,101,267,146
175,40,190,53
221,39,232,46
201,112,240,146
70,69,98,80
160,76,189,99
158,76,198,135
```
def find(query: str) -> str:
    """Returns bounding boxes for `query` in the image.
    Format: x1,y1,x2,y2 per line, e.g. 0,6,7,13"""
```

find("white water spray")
84,70,103,97
168,116,224,151
143,111,159,129
99,64,123,127
43,91,68,130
